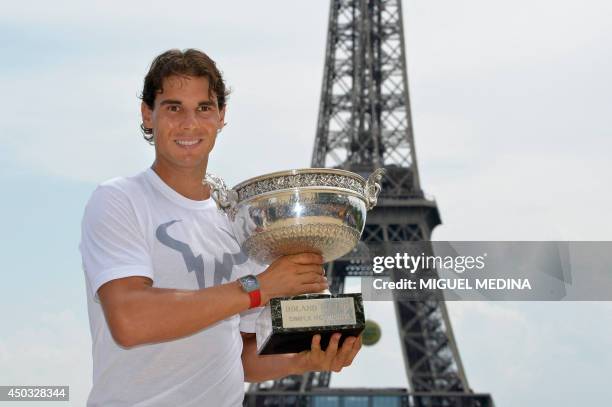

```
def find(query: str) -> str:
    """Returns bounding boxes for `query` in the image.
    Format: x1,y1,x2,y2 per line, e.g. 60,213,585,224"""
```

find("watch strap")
247,289,261,309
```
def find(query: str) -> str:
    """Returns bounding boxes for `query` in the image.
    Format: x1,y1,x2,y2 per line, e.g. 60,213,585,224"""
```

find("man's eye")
168,105,180,112
198,105,212,112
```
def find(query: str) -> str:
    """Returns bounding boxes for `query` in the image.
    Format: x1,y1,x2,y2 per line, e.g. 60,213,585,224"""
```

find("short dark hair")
139,48,229,144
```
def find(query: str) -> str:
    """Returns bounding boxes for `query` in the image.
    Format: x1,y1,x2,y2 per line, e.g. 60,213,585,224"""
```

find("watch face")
240,275,259,292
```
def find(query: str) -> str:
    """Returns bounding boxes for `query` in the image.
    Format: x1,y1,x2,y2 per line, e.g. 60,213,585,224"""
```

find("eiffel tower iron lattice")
245,1,494,406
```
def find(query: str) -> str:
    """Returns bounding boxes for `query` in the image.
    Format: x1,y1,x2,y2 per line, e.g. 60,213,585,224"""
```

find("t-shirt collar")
144,167,217,210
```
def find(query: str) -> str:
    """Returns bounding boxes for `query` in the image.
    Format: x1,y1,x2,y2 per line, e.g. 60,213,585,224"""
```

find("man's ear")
218,106,227,131
141,102,153,129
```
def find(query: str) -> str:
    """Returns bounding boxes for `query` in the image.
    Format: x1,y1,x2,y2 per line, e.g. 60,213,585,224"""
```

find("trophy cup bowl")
204,168,384,354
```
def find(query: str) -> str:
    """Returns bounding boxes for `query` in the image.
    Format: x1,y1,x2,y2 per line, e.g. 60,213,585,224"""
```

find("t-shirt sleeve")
79,184,154,300
239,306,264,334
238,260,266,333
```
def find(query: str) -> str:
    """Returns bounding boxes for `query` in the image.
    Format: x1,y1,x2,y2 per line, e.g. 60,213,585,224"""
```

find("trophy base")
255,293,365,355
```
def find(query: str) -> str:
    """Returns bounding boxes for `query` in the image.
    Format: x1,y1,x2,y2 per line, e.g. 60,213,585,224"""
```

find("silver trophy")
204,168,384,354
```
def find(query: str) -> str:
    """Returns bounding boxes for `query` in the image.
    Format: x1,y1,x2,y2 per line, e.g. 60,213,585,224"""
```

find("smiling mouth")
175,139,203,147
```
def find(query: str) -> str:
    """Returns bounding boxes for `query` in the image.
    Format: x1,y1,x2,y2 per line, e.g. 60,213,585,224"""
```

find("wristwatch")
238,275,261,309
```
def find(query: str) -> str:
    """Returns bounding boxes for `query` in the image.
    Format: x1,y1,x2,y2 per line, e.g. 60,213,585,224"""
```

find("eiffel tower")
245,1,494,406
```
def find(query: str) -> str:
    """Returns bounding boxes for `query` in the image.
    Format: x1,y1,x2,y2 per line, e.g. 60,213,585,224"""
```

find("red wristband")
248,290,261,309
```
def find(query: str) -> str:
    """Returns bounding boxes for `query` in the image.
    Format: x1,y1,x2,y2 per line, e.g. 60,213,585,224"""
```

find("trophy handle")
364,168,385,210
203,173,238,218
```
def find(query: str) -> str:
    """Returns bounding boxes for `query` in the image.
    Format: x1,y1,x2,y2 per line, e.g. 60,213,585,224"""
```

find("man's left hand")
296,333,362,373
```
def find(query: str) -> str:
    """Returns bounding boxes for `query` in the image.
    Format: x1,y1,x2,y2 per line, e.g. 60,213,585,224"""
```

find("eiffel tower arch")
245,1,494,406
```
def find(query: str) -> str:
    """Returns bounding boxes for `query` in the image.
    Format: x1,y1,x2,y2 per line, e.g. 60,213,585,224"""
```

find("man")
79,48,362,406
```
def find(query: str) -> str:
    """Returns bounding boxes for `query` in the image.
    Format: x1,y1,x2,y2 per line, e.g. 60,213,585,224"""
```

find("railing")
244,389,494,407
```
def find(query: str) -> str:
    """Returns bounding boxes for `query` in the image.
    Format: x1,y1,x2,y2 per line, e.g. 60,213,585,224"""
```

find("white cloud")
0,0,329,31
1,4,328,185
428,151,612,241
447,301,612,406
0,309,91,406
403,0,612,79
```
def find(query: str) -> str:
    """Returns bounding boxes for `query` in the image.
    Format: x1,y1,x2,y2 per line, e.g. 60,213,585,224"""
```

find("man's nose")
181,111,198,130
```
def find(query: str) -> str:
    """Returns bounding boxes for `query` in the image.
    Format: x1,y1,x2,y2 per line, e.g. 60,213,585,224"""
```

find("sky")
1,0,611,406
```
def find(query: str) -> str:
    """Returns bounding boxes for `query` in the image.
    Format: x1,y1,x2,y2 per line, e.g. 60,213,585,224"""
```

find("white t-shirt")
79,168,264,407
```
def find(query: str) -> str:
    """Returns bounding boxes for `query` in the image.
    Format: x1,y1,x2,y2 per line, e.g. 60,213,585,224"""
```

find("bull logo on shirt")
155,220,247,288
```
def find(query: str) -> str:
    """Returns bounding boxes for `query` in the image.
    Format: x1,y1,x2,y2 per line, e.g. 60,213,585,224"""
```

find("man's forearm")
241,334,308,382
99,278,251,347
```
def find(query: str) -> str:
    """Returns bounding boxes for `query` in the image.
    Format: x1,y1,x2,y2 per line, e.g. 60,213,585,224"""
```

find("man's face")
141,75,225,172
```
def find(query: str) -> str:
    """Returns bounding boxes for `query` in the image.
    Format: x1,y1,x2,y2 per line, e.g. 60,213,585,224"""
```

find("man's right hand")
257,253,328,304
